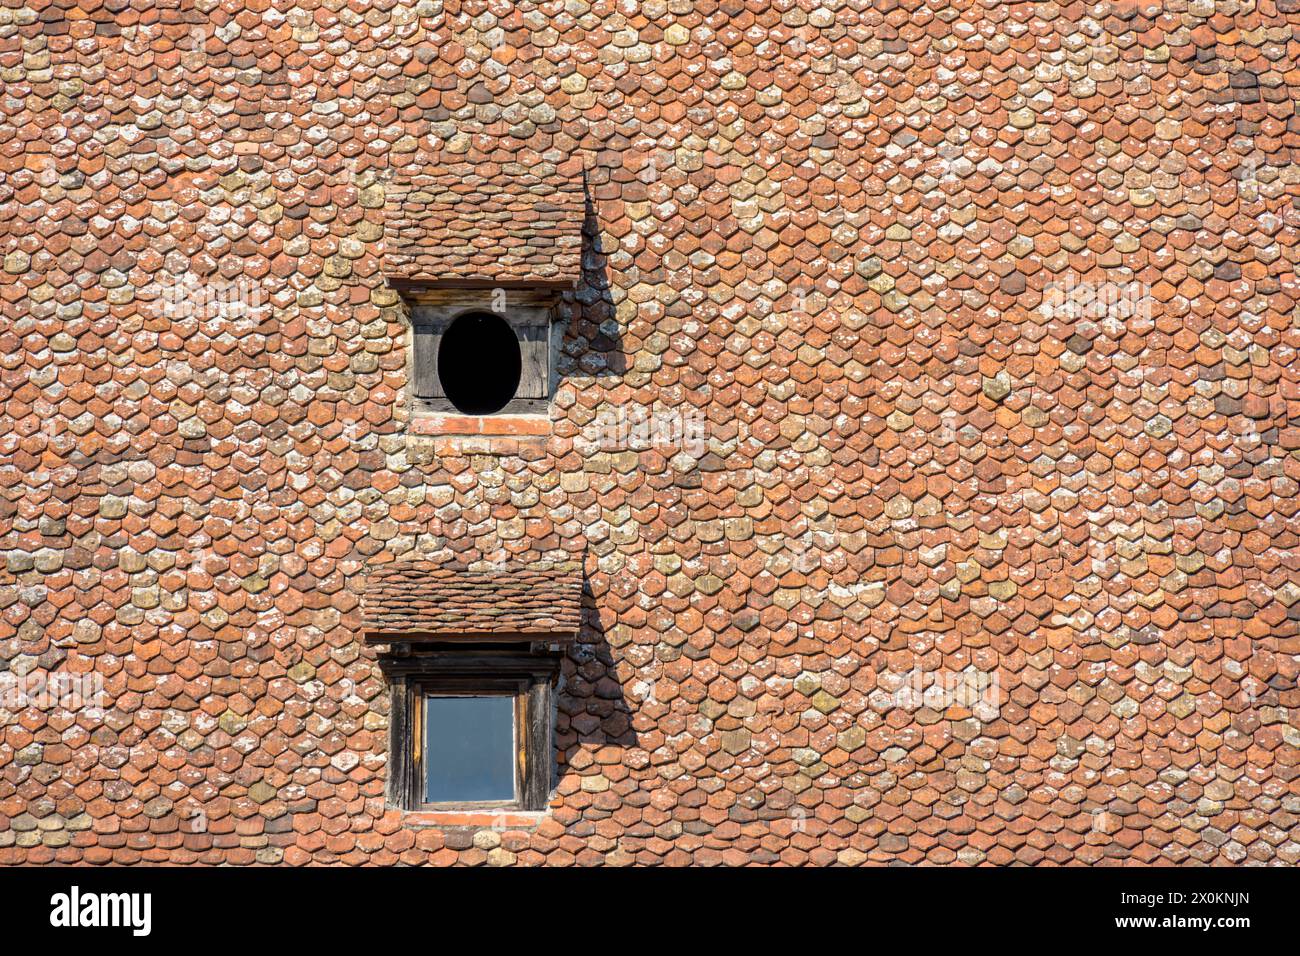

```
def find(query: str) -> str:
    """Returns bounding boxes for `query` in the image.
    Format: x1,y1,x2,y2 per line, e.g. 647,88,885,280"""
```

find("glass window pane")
424,695,515,804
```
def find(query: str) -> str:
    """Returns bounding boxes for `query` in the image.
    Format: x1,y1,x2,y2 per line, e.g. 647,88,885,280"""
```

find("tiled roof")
384,164,584,286
362,561,583,639
6,0,1300,869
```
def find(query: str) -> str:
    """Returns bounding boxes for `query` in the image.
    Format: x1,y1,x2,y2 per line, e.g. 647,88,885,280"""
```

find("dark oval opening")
437,311,522,415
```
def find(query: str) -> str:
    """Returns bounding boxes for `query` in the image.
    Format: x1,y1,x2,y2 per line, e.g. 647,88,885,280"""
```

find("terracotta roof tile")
362,561,583,639
3,0,1298,868
384,165,584,286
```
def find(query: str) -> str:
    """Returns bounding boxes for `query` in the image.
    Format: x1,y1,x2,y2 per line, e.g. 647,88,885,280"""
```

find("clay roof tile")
362,560,583,640
384,165,584,287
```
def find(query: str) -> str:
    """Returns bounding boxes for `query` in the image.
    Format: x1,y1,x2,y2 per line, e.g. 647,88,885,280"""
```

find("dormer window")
363,561,584,818
382,162,584,428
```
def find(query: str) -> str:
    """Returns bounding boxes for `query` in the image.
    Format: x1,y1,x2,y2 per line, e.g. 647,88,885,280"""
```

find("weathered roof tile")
363,561,583,638
384,165,584,286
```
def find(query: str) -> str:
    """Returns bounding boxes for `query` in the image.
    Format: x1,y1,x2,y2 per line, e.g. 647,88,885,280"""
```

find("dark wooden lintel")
365,629,574,645
388,276,576,294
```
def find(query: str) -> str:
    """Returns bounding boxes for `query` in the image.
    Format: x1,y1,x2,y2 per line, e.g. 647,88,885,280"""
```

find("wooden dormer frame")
398,285,566,418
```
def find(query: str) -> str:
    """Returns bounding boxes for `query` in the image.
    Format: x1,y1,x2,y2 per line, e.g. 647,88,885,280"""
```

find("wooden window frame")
407,290,557,416
382,646,558,813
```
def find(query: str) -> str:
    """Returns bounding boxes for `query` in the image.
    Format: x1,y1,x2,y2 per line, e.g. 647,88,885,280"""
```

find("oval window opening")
437,311,522,415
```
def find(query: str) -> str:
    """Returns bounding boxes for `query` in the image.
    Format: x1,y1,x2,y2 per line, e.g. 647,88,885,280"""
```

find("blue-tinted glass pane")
424,696,515,803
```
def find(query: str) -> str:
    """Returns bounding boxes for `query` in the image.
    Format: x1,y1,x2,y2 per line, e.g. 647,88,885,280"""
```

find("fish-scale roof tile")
384,166,585,286
362,561,583,638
